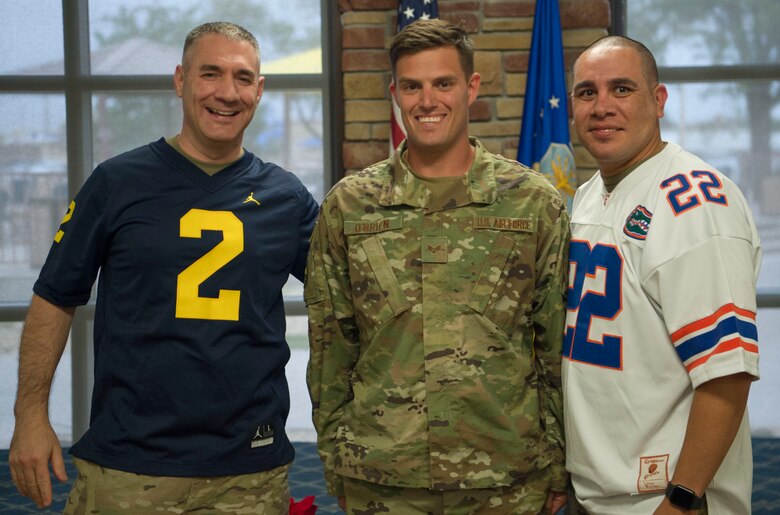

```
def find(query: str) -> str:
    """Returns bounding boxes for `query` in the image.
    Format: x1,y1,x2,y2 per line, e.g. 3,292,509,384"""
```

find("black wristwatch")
665,482,705,510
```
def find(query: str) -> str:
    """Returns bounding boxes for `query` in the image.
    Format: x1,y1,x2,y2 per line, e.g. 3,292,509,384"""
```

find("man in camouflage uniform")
304,19,569,514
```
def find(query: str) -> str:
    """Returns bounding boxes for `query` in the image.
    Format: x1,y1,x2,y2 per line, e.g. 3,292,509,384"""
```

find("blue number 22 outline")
661,170,728,216
564,241,624,370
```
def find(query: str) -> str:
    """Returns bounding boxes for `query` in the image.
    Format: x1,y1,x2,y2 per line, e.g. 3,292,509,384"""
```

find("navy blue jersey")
34,138,318,476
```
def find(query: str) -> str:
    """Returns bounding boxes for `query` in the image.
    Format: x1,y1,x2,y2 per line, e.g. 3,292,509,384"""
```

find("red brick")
343,50,390,71
469,99,492,121
484,1,536,17
504,52,530,73
560,0,610,29
342,0,396,10
439,1,481,11
343,26,386,49
343,141,390,169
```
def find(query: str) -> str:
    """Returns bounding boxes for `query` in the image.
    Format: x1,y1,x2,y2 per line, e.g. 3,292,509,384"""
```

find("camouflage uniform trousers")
341,466,552,515
63,457,291,514
566,489,708,514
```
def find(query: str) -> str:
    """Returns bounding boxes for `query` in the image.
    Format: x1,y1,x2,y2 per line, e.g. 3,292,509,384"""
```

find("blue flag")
517,0,576,209
392,1,439,151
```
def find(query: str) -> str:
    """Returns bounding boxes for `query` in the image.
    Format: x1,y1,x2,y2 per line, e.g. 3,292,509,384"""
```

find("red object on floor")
289,496,317,514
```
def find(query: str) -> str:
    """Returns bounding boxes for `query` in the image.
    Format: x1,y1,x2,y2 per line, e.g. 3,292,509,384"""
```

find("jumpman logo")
243,192,260,206
251,424,274,448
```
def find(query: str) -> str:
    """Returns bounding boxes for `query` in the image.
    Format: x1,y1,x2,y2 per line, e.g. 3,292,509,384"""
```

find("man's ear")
655,83,669,119
173,65,184,98
256,75,265,104
467,72,481,105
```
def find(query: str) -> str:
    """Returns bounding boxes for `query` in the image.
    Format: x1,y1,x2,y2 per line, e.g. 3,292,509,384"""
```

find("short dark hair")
389,19,474,79
578,35,659,86
182,22,260,70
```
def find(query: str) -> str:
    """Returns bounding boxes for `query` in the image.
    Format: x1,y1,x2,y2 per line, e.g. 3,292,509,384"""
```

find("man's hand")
545,489,568,514
10,295,74,508
8,414,67,508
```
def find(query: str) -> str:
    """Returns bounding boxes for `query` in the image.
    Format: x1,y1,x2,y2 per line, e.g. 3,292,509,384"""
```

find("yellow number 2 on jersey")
54,200,76,243
176,209,244,321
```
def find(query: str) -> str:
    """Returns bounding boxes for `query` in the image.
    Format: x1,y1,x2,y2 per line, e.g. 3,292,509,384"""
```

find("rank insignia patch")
624,205,653,240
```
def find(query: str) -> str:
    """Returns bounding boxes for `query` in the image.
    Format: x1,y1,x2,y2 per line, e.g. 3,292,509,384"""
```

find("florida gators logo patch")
624,205,653,240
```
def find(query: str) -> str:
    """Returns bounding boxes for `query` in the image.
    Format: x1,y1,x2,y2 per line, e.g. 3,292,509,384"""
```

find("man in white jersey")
563,35,760,514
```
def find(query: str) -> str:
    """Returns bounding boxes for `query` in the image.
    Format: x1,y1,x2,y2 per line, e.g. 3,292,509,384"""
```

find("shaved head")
576,35,659,87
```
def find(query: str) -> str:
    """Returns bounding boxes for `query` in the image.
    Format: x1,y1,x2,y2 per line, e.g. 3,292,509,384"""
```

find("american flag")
390,0,439,152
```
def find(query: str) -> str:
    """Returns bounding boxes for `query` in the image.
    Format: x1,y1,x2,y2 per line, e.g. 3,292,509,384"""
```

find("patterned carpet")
1,439,778,514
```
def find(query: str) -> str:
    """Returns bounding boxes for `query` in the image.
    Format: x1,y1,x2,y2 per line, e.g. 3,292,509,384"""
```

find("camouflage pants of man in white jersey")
63,458,291,514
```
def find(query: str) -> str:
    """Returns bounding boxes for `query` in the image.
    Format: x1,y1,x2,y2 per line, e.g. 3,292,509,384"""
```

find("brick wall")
337,0,610,186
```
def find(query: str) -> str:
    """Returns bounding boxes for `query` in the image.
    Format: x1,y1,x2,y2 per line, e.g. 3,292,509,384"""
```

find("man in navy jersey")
9,22,318,513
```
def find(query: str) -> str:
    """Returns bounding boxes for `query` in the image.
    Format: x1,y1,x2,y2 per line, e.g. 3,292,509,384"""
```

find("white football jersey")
563,142,760,514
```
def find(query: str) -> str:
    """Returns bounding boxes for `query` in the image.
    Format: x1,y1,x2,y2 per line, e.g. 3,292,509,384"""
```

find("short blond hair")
389,19,474,79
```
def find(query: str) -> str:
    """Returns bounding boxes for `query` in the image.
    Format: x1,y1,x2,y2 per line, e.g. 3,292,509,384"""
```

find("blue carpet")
1,439,778,514
752,438,780,513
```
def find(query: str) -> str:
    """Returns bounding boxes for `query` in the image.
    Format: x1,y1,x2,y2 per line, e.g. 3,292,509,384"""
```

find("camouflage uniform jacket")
305,138,569,497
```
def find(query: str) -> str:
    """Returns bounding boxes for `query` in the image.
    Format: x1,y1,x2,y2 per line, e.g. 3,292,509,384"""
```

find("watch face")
669,486,694,507
667,483,703,510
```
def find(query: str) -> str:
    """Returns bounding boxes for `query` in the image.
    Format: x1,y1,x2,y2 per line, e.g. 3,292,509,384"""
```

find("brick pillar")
338,0,610,184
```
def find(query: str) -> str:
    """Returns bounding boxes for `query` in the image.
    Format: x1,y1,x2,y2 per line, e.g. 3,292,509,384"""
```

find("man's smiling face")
175,33,263,161
571,45,667,177
390,45,479,159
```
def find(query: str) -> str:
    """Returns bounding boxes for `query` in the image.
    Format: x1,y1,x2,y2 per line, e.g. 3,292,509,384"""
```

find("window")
619,0,780,435
0,0,333,446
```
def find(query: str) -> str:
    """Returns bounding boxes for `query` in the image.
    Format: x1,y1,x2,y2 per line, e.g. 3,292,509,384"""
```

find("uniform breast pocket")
347,235,410,341
466,233,535,336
